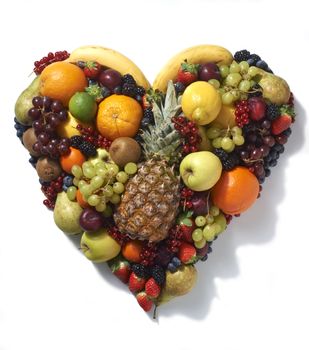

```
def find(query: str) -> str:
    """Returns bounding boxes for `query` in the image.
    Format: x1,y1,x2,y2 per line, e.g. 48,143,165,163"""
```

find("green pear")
158,265,197,304
53,192,83,235
80,228,121,263
15,76,41,126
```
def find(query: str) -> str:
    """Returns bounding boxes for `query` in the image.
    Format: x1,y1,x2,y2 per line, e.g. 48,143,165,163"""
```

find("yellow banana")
153,45,234,92
66,45,150,89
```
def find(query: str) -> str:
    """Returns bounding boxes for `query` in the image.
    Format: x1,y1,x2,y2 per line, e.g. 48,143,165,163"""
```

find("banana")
153,45,234,92
66,45,150,89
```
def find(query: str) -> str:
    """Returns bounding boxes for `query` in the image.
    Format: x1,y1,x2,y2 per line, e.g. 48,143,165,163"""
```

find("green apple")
80,228,121,263
180,151,222,191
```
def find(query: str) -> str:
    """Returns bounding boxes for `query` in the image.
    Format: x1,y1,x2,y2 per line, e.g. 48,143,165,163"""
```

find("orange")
96,95,143,140
76,189,90,208
122,240,143,263
211,166,259,215
60,147,86,174
40,62,87,106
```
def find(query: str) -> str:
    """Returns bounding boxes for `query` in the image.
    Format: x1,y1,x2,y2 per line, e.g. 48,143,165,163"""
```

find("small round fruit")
68,92,97,123
124,162,138,175
60,147,86,174
195,216,206,227
22,128,40,157
98,69,122,90
36,157,62,181
79,208,104,232
122,240,143,263
109,137,141,167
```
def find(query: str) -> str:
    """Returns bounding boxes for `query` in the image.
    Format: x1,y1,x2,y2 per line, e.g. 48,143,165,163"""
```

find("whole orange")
40,62,87,106
211,166,259,215
121,240,143,263
59,147,86,174
96,95,143,140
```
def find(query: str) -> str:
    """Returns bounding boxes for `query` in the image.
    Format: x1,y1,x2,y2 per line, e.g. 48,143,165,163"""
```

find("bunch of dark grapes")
29,96,70,158
41,175,64,209
34,51,69,75
172,115,201,154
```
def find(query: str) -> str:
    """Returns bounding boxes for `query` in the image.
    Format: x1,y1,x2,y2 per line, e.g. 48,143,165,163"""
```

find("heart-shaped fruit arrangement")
15,45,295,314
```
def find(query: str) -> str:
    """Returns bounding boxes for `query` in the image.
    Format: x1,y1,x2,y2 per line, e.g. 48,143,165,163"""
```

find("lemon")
210,105,236,129
57,112,91,138
181,81,222,125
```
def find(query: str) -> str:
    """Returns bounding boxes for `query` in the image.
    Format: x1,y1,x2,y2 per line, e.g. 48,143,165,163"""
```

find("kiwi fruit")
36,157,62,182
109,137,141,167
22,128,40,157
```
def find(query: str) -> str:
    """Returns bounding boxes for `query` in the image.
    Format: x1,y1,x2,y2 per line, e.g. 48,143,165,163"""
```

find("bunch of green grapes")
66,160,137,213
191,206,227,248
206,125,245,152
219,61,260,105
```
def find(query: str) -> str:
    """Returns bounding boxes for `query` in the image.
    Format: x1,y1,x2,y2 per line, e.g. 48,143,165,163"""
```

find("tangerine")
96,95,143,140
76,189,90,209
40,62,87,106
60,147,86,174
211,166,259,215
122,240,143,263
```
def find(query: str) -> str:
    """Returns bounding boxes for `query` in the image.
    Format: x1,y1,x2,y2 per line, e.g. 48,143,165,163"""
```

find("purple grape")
251,148,262,160
32,96,43,108
58,110,68,121
42,96,52,110
240,150,249,160
261,119,271,129
37,132,50,145
28,107,41,120
51,100,64,113
263,135,275,147
254,162,265,177
260,145,270,157
32,120,44,134
45,124,56,134
49,114,61,128
58,143,70,155
32,142,41,154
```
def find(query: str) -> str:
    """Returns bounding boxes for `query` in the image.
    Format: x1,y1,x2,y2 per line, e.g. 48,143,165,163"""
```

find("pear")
158,265,197,304
53,192,83,235
15,76,40,126
255,68,290,105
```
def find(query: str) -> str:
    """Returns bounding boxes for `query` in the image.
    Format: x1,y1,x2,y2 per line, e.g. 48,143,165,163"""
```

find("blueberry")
208,246,213,254
17,130,23,138
265,168,271,177
174,81,185,93
14,117,18,123
201,255,208,262
269,159,277,167
63,175,73,187
14,124,21,130
258,177,265,184
266,67,273,74
62,184,68,192
167,263,177,273
256,60,268,70
247,58,255,66
88,79,97,85
101,86,111,98
135,95,143,103
113,86,122,95
29,156,37,164
39,179,50,186
172,256,181,267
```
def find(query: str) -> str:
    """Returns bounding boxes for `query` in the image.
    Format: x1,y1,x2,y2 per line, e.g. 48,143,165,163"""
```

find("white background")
1,0,308,349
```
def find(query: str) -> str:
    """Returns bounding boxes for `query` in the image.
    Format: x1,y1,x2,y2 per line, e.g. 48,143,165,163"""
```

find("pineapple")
114,81,182,242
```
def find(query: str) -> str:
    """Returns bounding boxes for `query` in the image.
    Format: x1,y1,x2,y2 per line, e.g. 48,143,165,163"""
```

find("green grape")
83,166,96,179
80,185,92,199
248,66,259,77
106,163,119,177
214,213,227,233
229,61,240,73
113,182,125,194
218,87,226,96
124,162,138,175
96,167,108,178
226,73,242,87
103,185,114,198
116,171,129,184
94,160,106,170
73,177,80,186
213,223,222,235
102,205,113,217
212,137,223,148
233,134,245,146
231,126,242,136
239,80,251,92
71,165,83,179
88,194,101,206
222,92,234,105
82,161,92,172
239,61,249,73
206,127,221,140
208,79,220,89
95,201,107,212
90,176,104,189
203,224,216,241
78,180,87,189
250,79,257,87
221,137,234,151
195,216,206,227
206,214,214,224
110,193,121,204
194,239,206,249
209,206,220,217
231,89,241,101
192,228,203,242
67,186,77,201
219,65,229,78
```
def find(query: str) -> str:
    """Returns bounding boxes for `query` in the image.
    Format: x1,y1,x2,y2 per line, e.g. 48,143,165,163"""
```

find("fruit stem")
153,305,158,320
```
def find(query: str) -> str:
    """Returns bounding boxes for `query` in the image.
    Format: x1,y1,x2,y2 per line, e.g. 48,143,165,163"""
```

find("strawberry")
178,242,197,264
129,272,146,293
177,60,199,86
271,114,292,135
136,292,153,312
145,278,161,299
177,211,195,243
83,61,101,79
109,257,131,284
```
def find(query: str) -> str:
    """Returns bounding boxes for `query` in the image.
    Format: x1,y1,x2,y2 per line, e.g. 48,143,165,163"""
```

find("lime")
69,92,97,123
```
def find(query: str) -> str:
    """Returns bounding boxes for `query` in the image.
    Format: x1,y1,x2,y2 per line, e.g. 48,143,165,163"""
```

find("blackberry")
249,54,261,65
214,149,239,171
70,135,83,148
234,49,251,62
79,141,97,157
122,74,136,85
266,104,280,121
151,265,166,286
131,264,149,279
136,86,145,96
134,133,143,144
143,108,154,123
174,81,185,94
122,83,136,97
